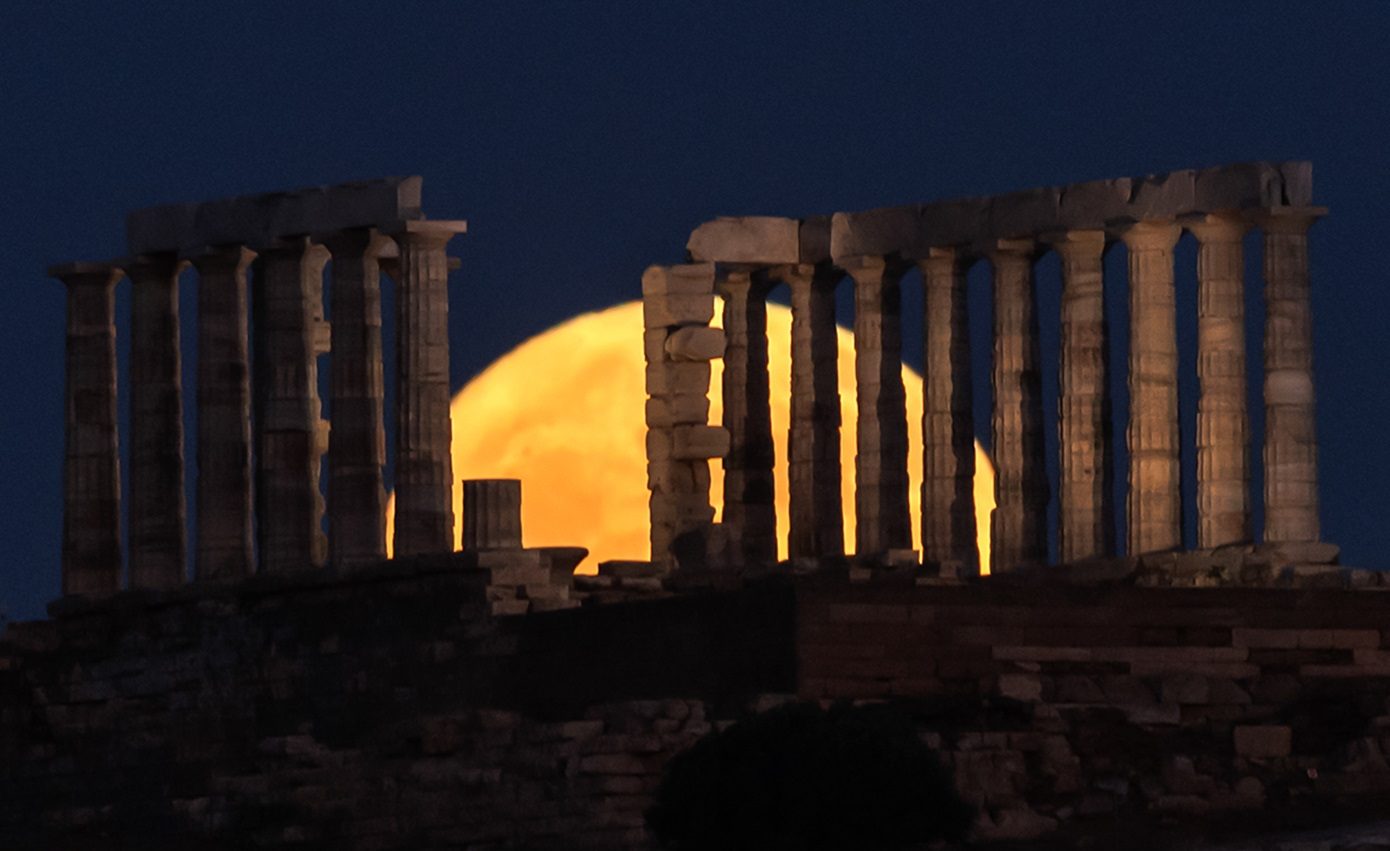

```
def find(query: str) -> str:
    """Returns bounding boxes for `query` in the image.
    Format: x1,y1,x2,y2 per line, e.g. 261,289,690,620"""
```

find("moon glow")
384,300,995,573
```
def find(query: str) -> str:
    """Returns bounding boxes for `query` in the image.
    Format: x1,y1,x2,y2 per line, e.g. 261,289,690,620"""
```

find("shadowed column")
1259,208,1324,544
392,221,466,558
845,255,911,558
463,479,522,550
1121,221,1183,555
256,238,329,572
53,263,123,597
719,270,777,566
324,228,389,568
126,254,187,589
989,240,1047,572
1053,230,1114,562
918,247,977,572
779,262,844,560
1188,214,1251,549
193,246,256,581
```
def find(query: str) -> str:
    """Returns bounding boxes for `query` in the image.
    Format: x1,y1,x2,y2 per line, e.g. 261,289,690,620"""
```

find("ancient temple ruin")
644,161,1324,575
53,178,466,594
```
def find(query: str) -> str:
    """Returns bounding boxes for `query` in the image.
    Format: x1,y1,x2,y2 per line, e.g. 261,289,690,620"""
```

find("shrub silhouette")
647,701,972,851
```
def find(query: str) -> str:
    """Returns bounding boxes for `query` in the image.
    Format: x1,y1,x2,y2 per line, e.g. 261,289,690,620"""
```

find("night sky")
2,1,1387,620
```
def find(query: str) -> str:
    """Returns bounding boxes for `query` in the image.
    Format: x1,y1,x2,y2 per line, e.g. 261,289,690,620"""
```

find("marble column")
1188,214,1251,549
256,238,329,573
719,270,777,566
1053,231,1114,562
1121,221,1183,555
193,246,256,582
1259,208,1324,544
462,479,522,550
126,254,187,589
53,263,123,597
324,228,389,569
989,240,1047,572
392,221,466,558
918,248,977,572
779,263,844,560
845,255,911,558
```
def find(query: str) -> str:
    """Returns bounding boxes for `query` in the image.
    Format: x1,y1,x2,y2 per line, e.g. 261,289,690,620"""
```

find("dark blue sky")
2,1,1387,619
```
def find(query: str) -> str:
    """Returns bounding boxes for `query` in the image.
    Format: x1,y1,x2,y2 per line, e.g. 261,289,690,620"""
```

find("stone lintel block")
643,292,714,328
1121,169,1196,222
128,176,425,255
830,205,917,263
1280,161,1313,206
672,424,730,460
799,216,832,263
988,186,1062,240
918,197,989,251
1193,162,1281,212
664,326,725,361
641,263,716,297
1057,178,1132,230
1233,724,1292,758
687,217,800,264
645,394,710,428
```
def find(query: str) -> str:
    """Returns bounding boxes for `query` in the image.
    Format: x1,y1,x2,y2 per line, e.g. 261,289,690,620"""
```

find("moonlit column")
324,228,389,568
845,255,911,558
719,269,777,566
1121,221,1183,555
780,263,844,560
918,247,977,572
126,253,187,589
989,240,1047,572
1054,230,1113,562
1259,208,1324,544
53,263,123,597
193,245,256,581
1188,214,1251,549
392,221,467,558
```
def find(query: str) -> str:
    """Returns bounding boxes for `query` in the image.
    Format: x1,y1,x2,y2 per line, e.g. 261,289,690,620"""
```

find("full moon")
385,300,995,573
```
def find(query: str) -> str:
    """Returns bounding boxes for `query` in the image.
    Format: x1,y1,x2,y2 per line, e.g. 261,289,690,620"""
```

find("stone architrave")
255,238,330,573
463,479,523,550
1121,221,1183,556
1259,208,1324,544
126,254,187,589
1053,230,1114,562
391,221,466,559
776,263,844,560
192,246,257,582
53,263,124,597
918,248,977,572
718,270,776,567
1188,214,1251,549
324,228,390,569
844,255,911,559
989,240,1048,572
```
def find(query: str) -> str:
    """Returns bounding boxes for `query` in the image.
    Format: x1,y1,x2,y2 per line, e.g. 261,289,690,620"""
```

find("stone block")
1280,161,1313,206
918,197,989,249
1125,169,1196,221
1193,162,1280,212
1233,724,1292,758
644,361,710,396
664,326,725,361
643,293,715,328
1057,178,1132,229
1267,540,1340,565
686,217,800,264
798,216,832,263
671,425,730,460
644,394,710,428
829,205,918,261
998,673,1043,702
988,186,1062,239
641,263,716,297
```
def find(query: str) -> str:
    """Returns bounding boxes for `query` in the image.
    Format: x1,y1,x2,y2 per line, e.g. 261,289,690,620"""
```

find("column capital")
1183,212,1249,244
985,237,1038,262
1252,206,1328,234
189,244,257,272
386,219,468,248
917,245,974,276
121,252,187,282
1042,229,1106,257
50,262,122,288
1115,219,1181,251
318,226,394,258
766,260,842,291
839,253,909,283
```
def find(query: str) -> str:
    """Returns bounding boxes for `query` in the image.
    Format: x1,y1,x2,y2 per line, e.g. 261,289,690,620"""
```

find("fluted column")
1188,214,1251,548
53,263,123,597
256,238,329,573
126,254,187,589
918,248,977,572
989,240,1047,572
1259,208,1324,543
845,256,911,558
324,228,389,568
392,221,466,558
193,246,256,581
779,263,844,560
719,270,776,566
1054,231,1113,562
1121,221,1183,555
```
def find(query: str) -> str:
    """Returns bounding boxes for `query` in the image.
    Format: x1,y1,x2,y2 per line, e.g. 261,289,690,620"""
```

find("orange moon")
385,300,995,573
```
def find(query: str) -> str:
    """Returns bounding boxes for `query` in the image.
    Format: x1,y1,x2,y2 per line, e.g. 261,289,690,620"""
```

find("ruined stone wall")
3,567,1390,848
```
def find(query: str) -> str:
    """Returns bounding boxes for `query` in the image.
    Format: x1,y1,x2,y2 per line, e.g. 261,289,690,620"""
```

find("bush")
647,701,971,851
